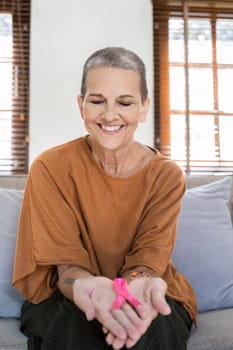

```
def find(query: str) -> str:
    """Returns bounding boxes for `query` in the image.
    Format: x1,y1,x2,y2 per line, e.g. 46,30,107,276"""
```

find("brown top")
13,136,198,322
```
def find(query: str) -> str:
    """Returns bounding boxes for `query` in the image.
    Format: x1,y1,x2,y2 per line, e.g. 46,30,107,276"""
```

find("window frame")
0,0,30,175
152,0,233,174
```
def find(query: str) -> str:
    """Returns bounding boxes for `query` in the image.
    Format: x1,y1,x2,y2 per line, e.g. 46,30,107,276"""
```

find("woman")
13,47,197,350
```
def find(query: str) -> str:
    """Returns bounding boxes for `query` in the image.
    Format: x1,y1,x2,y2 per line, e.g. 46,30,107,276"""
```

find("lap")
20,292,192,350
131,297,192,350
21,292,110,350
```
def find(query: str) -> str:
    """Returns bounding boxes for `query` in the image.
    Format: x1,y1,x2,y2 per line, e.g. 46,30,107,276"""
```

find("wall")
29,0,154,163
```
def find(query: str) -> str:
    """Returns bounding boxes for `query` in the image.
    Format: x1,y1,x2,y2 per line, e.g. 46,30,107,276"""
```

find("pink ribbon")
111,278,141,310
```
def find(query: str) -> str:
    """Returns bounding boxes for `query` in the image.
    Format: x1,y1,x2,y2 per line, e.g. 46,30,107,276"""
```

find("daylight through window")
0,0,30,175
153,0,233,174
0,13,12,171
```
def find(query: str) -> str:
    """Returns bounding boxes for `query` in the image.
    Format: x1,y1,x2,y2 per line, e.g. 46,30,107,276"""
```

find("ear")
139,97,150,123
77,95,84,119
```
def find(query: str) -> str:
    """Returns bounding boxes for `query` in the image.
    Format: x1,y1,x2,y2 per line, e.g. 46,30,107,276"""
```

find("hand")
72,276,145,348
105,277,171,349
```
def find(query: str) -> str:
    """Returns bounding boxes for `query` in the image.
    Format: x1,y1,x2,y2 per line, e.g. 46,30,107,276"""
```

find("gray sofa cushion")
173,177,233,312
1,309,233,350
0,318,27,350
188,308,233,350
0,188,25,317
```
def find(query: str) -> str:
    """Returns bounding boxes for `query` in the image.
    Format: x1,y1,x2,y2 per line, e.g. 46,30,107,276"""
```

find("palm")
73,277,128,342
105,277,171,349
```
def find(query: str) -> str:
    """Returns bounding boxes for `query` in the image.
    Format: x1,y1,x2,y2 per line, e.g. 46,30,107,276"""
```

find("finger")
151,292,171,315
102,326,108,334
106,332,127,350
106,331,115,345
73,290,95,321
148,278,171,315
125,315,153,349
111,308,140,340
126,336,140,348
121,303,148,334
112,336,127,350
98,311,127,341
133,302,149,320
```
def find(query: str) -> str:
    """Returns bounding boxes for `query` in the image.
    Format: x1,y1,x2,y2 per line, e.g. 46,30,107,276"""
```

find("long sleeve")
12,137,197,321
120,161,185,276
13,158,95,303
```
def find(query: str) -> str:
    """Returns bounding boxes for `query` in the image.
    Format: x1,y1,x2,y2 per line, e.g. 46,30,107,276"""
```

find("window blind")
153,0,233,174
0,0,30,175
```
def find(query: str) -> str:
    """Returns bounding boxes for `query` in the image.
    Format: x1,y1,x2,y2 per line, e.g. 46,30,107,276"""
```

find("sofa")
0,174,233,350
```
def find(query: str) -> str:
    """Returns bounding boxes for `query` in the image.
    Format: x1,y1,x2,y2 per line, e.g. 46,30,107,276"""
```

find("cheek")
126,109,142,124
82,107,96,120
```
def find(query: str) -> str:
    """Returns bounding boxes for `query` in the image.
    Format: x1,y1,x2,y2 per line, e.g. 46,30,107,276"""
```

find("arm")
13,159,95,303
105,164,185,348
120,162,186,278
57,265,93,300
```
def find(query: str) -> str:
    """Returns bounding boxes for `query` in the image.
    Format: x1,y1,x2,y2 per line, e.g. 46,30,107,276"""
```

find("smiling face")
78,67,150,151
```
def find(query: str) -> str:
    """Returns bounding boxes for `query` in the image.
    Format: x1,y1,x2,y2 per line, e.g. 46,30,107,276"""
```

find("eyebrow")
87,93,103,97
87,93,135,98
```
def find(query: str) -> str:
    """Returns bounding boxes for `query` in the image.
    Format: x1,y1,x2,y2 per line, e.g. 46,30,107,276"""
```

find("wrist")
128,270,151,282
122,268,156,284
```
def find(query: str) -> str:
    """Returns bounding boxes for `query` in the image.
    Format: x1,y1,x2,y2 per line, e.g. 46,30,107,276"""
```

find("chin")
99,139,125,151
101,143,121,151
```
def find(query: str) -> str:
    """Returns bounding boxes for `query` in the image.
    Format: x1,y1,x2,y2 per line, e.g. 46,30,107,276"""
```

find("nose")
102,103,119,122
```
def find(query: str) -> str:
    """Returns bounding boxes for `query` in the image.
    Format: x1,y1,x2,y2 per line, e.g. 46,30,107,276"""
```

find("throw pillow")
172,176,233,312
0,188,25,317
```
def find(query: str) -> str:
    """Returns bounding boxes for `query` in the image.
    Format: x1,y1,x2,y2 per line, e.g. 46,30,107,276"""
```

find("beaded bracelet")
128,270,150,281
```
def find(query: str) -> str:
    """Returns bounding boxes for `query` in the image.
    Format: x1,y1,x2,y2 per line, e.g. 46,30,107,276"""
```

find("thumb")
151,279,171,316
73,288,95,321
151,292,171,315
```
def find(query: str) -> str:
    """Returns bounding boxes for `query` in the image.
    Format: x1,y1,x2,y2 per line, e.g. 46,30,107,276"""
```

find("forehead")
85,67,141,95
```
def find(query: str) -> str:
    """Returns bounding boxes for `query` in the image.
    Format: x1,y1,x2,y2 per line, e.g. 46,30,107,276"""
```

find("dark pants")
21,292,192,350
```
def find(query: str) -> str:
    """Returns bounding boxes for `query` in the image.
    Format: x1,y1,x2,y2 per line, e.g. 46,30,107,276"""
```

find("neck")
87,137,134,177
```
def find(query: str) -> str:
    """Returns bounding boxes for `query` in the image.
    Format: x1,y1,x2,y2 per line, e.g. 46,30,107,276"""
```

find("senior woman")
13,47,197,350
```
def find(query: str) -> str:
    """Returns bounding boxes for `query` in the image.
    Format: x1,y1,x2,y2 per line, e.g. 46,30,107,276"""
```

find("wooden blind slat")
153,0,233,174
0,0,30,175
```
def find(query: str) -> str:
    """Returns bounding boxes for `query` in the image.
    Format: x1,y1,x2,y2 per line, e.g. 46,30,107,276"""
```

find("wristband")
111,278,141,310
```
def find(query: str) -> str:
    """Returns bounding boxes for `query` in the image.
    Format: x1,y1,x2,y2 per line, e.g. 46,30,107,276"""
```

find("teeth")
101,125,121,131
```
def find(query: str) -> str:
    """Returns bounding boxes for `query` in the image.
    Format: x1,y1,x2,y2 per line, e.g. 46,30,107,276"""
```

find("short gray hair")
80,47,148,102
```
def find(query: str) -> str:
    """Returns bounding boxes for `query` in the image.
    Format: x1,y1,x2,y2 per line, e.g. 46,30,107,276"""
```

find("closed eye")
119,102,132,106
92,100,104,105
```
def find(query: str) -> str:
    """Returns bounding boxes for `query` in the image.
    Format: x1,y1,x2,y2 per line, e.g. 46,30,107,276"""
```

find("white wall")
30,0,154,163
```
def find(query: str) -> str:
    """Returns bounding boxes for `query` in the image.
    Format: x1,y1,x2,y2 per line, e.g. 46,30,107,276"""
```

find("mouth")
97,124,124,134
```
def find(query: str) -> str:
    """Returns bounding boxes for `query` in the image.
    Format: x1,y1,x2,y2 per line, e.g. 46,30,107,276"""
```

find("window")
153,0,233,173
0,0,30,175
